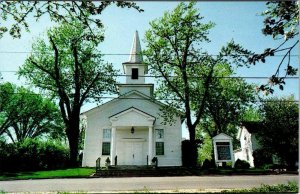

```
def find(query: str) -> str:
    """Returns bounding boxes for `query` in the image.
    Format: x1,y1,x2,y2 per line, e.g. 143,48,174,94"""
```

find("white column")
148,126,153,165
110,127,116,165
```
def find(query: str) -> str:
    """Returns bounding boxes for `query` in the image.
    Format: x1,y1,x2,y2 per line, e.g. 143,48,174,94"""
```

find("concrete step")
93,167,194,177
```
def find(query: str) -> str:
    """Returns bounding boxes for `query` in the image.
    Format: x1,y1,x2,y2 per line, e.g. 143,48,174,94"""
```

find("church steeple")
128,31,143,63
122,31,148,84
118,31,153,96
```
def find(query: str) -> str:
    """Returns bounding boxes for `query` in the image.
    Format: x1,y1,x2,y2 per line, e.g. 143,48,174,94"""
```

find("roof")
81,90,185,123
241,121,263,134
127,30,143,63
213,133,233,140
109,106,155,119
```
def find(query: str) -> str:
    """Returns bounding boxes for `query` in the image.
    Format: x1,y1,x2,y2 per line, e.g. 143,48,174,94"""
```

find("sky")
0,1,298,139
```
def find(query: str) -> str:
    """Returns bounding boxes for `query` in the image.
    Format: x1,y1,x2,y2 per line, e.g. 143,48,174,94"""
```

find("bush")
0,138,69,172
223,181,298,193
234,159,250,169
182,140,198,167
201,159,216,169
253,149,273,168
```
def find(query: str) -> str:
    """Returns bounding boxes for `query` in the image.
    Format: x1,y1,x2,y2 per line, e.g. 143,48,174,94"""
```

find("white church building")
81,31,182,167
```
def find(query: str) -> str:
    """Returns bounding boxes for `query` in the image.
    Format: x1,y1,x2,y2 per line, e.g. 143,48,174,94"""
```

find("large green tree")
0,82,15,136
257,96,298,167
203,63,255,138
18,21,117,166
0,82,64,142
143,2,249,166
0,1,143,39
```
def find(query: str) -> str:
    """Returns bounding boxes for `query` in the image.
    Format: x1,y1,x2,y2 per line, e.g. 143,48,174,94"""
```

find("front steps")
93,166,194,177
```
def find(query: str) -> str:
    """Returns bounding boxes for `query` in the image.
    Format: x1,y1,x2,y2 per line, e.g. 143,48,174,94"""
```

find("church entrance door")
123,141,144,165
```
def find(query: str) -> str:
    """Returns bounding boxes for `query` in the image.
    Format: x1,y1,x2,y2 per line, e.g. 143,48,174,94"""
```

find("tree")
0,1,143,39
197,133,212,165
0,82,15,136
203,63,255,138
257,96,298,167
241,106,262,122
0,82,64,142
18,21,117,166
143,2,249,166
248,1,299,93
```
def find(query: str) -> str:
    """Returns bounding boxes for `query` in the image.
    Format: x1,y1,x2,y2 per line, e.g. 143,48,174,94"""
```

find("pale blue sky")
0,2,298,139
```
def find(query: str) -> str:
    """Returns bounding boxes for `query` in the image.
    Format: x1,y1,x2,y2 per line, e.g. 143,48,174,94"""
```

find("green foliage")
252,149,273,168
242,107,262,122
203,63,255,138
257,96,298,167
0,82,64,142
0,168,94,181
0,1,143,39
223,181,298,193
144,2,218,167
201,159,216,169
0,138,69,172
18,21,118,166
144,2,253,167
234,159,250,169
197,134,212,165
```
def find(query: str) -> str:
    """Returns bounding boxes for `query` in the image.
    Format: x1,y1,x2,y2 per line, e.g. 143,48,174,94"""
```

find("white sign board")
213,133,234,167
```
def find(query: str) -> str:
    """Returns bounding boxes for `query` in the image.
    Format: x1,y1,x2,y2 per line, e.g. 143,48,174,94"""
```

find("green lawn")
0,168,95,181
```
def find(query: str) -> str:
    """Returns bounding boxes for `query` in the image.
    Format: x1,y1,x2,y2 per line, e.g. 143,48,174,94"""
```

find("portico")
109,107,155,165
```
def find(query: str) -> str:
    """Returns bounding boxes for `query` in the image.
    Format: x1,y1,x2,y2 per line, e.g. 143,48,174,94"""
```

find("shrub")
201,159,215,169
223,181,298,193
182,140,199,167
0,138,69,172
234,159,250,169
253,149,273,168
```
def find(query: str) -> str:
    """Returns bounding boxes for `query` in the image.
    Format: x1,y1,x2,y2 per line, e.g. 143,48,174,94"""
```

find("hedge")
0,138,69,172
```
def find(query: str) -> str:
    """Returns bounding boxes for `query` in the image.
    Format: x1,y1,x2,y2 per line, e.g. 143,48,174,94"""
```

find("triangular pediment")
212,133,233,140
109,107,155,127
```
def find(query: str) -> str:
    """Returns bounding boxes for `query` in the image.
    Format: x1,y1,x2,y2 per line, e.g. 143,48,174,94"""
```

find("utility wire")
0,51,298,57
0,71,298,79
1,92,299,103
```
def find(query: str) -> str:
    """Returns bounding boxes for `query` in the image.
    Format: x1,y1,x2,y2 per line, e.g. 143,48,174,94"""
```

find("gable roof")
109,107,156,126
109,106,155,119
241,121,263,134
213,133,233,140
81,90,177,117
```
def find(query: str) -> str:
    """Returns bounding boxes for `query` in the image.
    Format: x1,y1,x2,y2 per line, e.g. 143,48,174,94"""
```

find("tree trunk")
66,116,80,167
188,125,198,167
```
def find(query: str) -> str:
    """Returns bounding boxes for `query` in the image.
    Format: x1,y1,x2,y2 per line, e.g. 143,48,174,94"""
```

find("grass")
0,168,95,181
222,181,298,193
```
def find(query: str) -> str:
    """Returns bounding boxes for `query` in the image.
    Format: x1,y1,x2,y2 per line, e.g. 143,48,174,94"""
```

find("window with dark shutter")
102,142,111,155
156,142,164,155
131,68,138,79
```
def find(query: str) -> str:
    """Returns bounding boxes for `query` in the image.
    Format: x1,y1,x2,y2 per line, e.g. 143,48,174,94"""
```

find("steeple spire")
128,30,143,63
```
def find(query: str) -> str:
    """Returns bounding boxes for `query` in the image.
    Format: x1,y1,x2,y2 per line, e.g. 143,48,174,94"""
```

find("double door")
122,141,144,165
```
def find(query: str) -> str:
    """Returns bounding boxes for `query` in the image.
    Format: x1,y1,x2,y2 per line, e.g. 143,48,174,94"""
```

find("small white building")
213,133,235,167
234,121,261,167
81,31,182,167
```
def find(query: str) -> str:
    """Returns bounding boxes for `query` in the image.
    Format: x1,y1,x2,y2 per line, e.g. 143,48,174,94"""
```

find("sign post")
213,133,234,168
